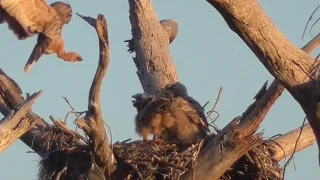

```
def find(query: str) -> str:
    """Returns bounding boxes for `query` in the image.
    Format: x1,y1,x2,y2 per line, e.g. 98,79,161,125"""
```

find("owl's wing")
1,0,57,38
24,34,51,73
175,97,210,132
184,96,209,127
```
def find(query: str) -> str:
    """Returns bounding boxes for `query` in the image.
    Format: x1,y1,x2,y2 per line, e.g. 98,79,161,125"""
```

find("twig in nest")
62,96,86,127
49,115,89,144
282,116,307,178
126,160,144,180
302,4,320,38
103,121,114,153
206,86,223,132
55,160,68,180
206,86,223,119
191,139,204,180
152,155,186,171
266,138,287,164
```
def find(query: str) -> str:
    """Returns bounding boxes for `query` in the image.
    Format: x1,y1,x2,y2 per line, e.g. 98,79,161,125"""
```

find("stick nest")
111,140,197,179
36,125,283,180
221,143,283,180
37,125,92,180
111,139,283,180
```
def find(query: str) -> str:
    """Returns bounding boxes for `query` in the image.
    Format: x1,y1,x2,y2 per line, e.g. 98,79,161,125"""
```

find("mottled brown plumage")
0,1,82,73
132,82,209,145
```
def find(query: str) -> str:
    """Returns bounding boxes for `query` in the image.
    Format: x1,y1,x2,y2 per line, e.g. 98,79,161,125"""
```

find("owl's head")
164,82,188,98
50,1,73,25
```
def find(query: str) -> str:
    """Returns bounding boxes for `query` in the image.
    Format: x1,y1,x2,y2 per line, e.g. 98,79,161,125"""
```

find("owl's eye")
65,11,72,24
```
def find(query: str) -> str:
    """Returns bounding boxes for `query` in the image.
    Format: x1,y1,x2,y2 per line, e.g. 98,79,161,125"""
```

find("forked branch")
206,0,320,164
76,13,116,175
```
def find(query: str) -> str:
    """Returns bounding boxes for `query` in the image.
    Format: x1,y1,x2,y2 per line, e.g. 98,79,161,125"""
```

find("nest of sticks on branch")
36,122,283,180
37,124,93,180
111,136,283,180
220,142,283,180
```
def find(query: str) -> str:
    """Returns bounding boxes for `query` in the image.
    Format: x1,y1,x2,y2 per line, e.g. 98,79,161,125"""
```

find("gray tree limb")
0,69,48,155
128,0,179,95
206,0,320,164
0,91,43,153
76,13,116,176
240,32,320,138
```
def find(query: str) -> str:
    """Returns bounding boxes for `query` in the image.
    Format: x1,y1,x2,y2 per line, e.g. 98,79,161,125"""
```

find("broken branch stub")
76,13,116,175
0,69,49,154
0,91,43,153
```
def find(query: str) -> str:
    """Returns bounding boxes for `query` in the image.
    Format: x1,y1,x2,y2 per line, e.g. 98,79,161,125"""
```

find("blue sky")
0,0,320,179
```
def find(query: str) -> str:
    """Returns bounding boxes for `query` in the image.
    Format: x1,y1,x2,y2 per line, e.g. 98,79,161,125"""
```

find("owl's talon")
75,56,83,62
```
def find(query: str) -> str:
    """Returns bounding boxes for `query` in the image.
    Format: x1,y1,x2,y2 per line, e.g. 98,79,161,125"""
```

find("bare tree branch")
302,32,320,54
76,13,116,175
205,0,320,163
0,69,48,155
266,123,316,161
236,19,320,139
0,91,43,153
128,0,179,94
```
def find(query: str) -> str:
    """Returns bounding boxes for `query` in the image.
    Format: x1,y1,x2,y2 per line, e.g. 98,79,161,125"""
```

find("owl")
132,82,209,145
0,1,82,72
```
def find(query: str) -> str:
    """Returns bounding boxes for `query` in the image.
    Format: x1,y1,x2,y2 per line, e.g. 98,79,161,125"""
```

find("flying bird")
0,1,82,73
132,82,209,145
125,19,179,53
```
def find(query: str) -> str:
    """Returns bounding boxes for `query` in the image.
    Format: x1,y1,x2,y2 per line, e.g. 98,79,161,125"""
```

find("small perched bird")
125,19,179,53
132,82,209,145
0,1,82,73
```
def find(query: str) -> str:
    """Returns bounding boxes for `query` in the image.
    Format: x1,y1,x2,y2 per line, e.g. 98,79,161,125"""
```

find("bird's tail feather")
24,35,51,73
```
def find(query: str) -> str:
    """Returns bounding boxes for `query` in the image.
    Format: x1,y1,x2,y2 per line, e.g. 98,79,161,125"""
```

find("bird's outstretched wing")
0,0,57,39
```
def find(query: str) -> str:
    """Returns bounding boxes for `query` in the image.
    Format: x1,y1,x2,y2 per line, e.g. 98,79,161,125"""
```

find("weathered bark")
76,13,116,176
128,0,179,94
0,69,48,155
206,0,320,163
266,123,316,161
0,91,43,153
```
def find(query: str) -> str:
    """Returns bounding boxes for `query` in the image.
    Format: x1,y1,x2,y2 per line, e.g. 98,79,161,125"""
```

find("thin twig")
282,116,307,178
302,4,320,38
103,121,113,153
55,161,68,180
310,17,320,36
206,86,223,119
